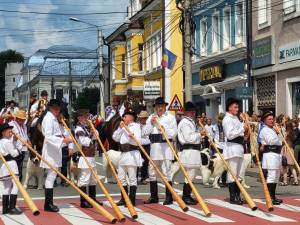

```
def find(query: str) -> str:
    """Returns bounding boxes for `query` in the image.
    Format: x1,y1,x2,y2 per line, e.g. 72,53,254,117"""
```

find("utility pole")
68,61,72,117
246,0,253,113
98,28,105,117
183,0,192,102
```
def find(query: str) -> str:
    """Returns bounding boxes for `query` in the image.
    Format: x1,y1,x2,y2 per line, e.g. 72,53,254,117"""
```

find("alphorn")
0,153,40,216
275,124,300,174
198,121,258,211
122,125,189,212
155,120,211,216
241,114,274,211
60,119,126,222
14,133,117,224
87,120,138,219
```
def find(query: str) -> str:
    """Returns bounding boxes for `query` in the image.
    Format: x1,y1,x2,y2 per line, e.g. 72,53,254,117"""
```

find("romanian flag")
161,48,177,70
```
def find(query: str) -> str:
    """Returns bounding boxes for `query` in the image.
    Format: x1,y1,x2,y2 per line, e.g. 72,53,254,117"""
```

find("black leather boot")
228,183,241,205
9,195,22,215
2,195,9,214
163,181,173,205
44,188,59,212
234,182,244,205
182,183,197,205
80,186,92,208
117,186,128,206
129,186,137,206
89,185,102,206
269,183,282,205
144,181,159,204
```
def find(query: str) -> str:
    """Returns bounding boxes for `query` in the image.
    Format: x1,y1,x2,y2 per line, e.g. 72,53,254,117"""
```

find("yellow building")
106,0,183,109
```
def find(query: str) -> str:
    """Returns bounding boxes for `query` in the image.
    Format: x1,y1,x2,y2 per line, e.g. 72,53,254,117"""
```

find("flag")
161,48,177,70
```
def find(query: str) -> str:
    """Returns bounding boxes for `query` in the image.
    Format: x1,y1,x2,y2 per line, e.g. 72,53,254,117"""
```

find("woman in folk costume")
222,98,249,205
40,99,73,212
0,123,22,214
112,110,143,206
259,111,283,205
74,109,102,208
177,102,202,205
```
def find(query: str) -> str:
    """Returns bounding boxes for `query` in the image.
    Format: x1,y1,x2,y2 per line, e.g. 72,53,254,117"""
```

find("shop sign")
236,87,253,99
253,36,273,68
279,41,300,64
199,61,225,85
143,80,161,100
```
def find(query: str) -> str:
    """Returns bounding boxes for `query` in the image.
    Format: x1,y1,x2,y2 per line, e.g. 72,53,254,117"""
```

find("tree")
0,50,24,107
73,87,100,115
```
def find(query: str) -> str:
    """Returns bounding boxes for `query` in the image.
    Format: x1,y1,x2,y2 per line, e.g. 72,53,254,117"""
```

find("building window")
56,89,63,101
200,18,208,56
235,3,244,44
212,14,220,53
111,50,115,80
12,77,15,82
72,89,77,102
258,0,271,28
121,54,126,79
145,42,150,71
283,0,296,15
12,90,15,97
127,41,131,74
223,9,231,50
145,31,162,71
138,44,143,71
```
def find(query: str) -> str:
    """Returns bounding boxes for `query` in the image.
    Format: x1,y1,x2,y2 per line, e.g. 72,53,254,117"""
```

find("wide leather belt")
149,134,172,143
182,144,201,150
264,145,282,154
120,144,138,152
227,136,244,145
4,154,15,161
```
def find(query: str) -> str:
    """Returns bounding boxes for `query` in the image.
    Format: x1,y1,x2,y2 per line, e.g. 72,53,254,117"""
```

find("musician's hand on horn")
63,137,73,144
119,121,125,129
159,125,165,132
200,129,207,137
151,116,158,125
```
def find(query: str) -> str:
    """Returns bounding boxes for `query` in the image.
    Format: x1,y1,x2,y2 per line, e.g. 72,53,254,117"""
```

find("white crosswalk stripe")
159,202,234,223
206,199,296,222
58,204,103,225
0,207,34,225
254,199,300,212
103,201,173,225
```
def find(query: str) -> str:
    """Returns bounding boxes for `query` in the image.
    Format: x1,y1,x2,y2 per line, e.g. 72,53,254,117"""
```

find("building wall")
5,62,23,103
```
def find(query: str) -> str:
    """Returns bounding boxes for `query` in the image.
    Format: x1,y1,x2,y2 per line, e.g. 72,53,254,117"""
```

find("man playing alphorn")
259,111,283,205
222,98,248,205
177,102,202,205
144,97,177,205
40,99,72,212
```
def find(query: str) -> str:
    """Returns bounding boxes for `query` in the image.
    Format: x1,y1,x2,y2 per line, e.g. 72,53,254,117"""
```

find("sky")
0,0,128,56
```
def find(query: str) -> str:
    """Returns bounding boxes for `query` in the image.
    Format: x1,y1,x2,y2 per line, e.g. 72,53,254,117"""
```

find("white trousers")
184,168,196,184
149,160,172,182
78,168,97,187
267,169,280,183
118,165,137,186
226,157,243,183
2,179,18,195
45,168,57,189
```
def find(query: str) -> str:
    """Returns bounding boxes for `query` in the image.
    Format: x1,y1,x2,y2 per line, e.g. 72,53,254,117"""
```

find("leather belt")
4,154,15,161
182,144,201,150
120,144,138,152
227,136,244,145
264,145,282,154
149,134,172,143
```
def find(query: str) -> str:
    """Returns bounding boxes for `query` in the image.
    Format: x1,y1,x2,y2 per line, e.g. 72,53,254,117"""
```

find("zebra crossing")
0,196,299,225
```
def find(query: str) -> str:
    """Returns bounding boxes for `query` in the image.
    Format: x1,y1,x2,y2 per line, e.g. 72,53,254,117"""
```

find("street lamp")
69,17,105,118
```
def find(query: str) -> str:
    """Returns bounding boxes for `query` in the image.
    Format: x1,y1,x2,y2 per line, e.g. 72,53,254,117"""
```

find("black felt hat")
225,97,240,111
153,97,168,107
48,99,61,108
75,109,90,117
0,123,13,135
41,90,48,97
261,111,274,122
122,109,137,119
184,101,196,112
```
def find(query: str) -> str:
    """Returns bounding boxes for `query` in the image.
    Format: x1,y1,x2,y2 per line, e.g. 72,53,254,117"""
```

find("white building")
5,62,23,103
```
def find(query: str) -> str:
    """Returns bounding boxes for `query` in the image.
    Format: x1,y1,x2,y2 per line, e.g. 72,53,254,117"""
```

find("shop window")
256,75,275,109
292,82,300,116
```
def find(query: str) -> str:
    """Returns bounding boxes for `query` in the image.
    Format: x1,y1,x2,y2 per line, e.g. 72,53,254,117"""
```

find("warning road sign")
168,94,183,111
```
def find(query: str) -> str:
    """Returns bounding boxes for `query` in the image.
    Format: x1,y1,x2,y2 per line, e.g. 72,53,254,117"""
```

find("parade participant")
144,97,177,205
40,99,72,212
222,98,248,205
259,111,283,205
74,109,100,208
0,101,9,117
9,110,29,182
175,109,184,124
177,102,202,205
0,123,22,215
29,90,48,127
1,101,19,122
27,92,38,126
205,118,214,138
112,110,142,206
137,111,150,185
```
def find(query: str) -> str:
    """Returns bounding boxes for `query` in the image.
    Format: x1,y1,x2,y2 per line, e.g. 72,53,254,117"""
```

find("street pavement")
1,156,299,225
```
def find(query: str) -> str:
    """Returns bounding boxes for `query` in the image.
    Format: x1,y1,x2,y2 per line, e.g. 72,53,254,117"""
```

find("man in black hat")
143,97,177,205
259,111,283,205
222,98,248,205
29,90,48,127
40,99,73,212
177,102,202,205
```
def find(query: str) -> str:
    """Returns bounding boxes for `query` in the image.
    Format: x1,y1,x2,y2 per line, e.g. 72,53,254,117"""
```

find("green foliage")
0,50,24,106
73,87,100,115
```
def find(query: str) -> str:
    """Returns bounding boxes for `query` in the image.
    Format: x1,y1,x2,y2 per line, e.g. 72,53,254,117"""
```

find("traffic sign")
168,94,183,111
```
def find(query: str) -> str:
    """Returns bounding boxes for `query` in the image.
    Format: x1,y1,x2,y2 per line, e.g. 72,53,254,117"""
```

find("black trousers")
16,152,25,182
139,144,150,180
61,147,70,183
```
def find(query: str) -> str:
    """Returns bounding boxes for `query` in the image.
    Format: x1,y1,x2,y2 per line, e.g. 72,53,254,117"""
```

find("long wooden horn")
241,114,273,211
61,119,126,222
0,153,40,216
275,124,300,174
198,121,258,211
14,133,117,224
122,125,189,212
155,120,211,216
88,120,138,219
